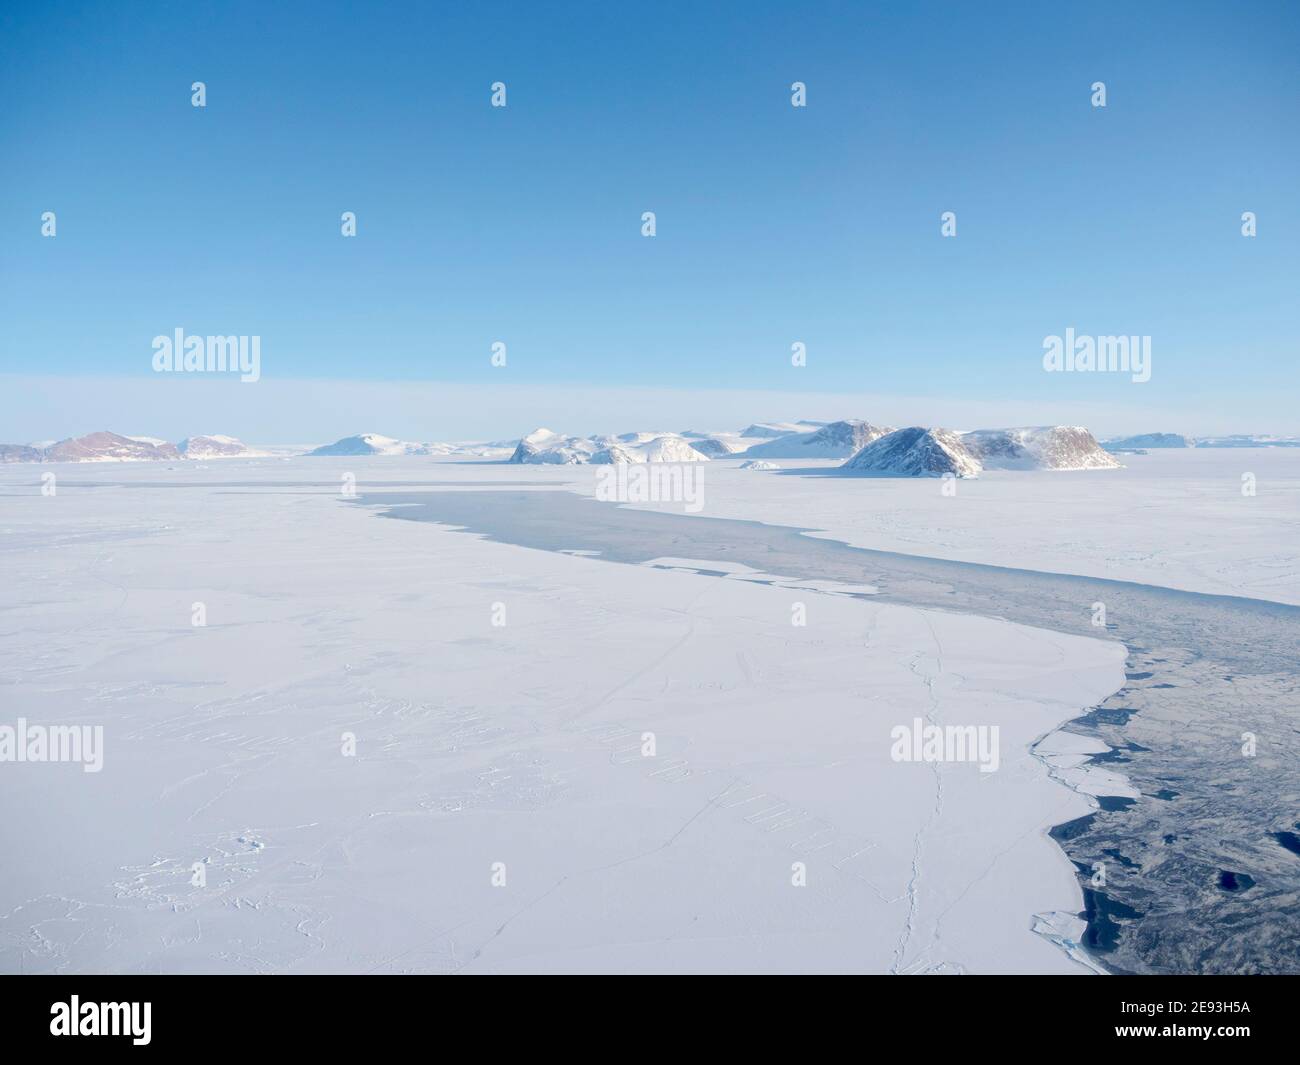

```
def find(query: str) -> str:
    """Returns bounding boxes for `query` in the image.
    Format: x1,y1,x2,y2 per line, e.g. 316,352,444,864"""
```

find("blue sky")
1,0,1297,442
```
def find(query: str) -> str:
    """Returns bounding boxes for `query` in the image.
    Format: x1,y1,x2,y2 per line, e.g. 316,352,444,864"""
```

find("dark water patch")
1272,831,1300,856
1103,848,1140,869
1126,671,1155,680
1097,796,1137,813
1152,789,1179,801
1081,889,1144,951
1051,814,1097,843
1218,871,1255,892
1089,747,1132,765
1089,741,1152,766
1076,706,1140,727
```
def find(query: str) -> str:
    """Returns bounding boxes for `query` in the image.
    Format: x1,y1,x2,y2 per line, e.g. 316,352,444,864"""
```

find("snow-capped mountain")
744,420,894,459
687,436,748,458
66,432,181,461
739,460,780,470
1104,432,1193,450
178,434,263,459
587,443,638,464
842,427,983,477
510,429,709,464
620,435,708,463
841,425,1119,476
508,428,600,464
308,433,440,457
612,431,675,444
962,427,1121,470
0,431,182,463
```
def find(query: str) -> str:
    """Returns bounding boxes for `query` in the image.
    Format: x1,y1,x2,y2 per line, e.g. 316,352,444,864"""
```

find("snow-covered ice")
0,457,1134,973
579,448,1299,606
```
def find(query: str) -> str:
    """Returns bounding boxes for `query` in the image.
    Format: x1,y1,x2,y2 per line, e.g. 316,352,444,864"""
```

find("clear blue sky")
1,0,1297,441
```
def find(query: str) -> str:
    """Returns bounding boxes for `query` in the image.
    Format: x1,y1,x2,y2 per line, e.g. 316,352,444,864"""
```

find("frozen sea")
0,448,1296,973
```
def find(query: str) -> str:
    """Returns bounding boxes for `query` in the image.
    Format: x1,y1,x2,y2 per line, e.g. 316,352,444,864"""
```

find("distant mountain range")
506,422,1122,476
0,431,187,463
1192,434,1300,448
1103,432,1194,450
3,425,1296,473
308,433,443,457
508,429,707,464
179,434,268,459
306,433,512,458
736,421,826,439
1102,432,1300,451
743,420,893,459
0,430,504,463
